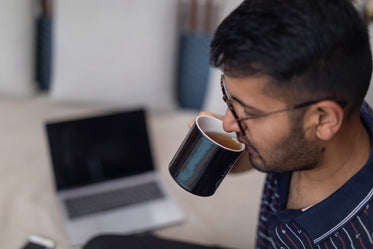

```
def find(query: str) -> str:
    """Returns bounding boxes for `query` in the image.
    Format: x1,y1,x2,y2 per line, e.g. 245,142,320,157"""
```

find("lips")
237,134,257,154
245,145,256,154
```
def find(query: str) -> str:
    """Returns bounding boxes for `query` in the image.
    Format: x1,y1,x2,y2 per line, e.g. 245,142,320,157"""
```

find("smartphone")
21,235,56,249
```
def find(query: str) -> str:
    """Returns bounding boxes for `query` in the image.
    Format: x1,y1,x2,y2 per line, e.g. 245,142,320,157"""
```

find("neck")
287,112,371,209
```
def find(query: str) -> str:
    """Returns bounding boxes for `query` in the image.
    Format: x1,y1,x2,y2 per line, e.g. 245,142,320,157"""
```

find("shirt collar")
293,103,373,243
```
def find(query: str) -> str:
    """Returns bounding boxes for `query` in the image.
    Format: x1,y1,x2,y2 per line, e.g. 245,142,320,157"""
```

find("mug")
169,115,245,196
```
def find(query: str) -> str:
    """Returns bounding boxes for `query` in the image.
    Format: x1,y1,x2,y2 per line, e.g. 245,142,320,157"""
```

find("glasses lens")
220,75,229,101
220,74,247,135
221,75,241,118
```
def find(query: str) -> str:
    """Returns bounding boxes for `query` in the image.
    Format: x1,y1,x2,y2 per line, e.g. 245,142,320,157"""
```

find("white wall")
0,0,36,96
0,0,243,112
202,0,242,115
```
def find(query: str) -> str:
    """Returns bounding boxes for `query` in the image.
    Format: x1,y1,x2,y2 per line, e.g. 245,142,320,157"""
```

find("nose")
222,108,242,133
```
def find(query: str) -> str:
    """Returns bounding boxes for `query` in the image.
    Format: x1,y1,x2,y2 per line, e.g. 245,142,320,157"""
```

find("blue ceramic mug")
169,115,244,196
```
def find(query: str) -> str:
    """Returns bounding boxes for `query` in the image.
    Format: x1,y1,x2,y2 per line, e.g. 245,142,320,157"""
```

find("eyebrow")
231,96,260,111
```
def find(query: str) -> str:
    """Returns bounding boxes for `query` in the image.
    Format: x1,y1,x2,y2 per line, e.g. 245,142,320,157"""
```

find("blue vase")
177,33,212,110
36,16,53,91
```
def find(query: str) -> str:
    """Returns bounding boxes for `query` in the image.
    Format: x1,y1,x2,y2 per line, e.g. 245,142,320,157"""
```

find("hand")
188,111,224,128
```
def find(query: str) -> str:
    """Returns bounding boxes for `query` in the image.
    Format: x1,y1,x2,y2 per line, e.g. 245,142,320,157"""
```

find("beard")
240,120,323,173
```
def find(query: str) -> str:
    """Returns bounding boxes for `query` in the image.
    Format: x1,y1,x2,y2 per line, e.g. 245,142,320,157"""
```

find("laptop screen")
45,109,155,191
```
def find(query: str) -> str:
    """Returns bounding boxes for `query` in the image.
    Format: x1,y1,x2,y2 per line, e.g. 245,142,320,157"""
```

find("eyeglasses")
220,74,346,136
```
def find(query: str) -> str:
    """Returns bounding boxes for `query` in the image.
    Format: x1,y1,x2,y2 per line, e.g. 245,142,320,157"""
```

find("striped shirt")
255,103,373,249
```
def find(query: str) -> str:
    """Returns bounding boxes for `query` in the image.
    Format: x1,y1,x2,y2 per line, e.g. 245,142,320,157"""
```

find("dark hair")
210,0,372,114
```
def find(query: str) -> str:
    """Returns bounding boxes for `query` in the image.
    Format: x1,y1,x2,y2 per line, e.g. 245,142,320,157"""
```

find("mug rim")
195,115,245,152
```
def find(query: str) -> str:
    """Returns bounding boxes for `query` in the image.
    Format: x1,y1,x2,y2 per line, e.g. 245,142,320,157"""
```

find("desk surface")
0,96,265,249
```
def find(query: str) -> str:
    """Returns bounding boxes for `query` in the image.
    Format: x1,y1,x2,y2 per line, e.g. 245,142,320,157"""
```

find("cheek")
245,116,292,148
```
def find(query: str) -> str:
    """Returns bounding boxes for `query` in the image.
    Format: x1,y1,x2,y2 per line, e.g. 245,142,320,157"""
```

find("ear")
310,100,344,141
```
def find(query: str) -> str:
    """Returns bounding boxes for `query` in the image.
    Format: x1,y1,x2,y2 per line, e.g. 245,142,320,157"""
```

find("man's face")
222,75,323,173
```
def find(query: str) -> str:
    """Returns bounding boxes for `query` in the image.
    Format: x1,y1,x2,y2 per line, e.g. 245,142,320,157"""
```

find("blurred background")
2,0,373,115
0,0,247,116
2,1,373,249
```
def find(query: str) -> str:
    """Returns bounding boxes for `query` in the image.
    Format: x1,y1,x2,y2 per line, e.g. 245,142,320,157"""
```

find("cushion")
52,0,178,111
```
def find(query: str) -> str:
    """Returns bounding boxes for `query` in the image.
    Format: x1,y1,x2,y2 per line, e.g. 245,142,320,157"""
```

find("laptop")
45,109,185,245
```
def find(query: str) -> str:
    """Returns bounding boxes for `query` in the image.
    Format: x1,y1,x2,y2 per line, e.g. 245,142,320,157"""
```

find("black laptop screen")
45,109,155,191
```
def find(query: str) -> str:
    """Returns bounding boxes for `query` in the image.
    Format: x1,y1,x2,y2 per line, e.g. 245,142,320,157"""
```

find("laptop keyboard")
64,181,165,219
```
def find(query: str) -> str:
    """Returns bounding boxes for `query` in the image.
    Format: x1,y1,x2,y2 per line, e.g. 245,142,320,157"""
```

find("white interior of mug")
196,115,245,152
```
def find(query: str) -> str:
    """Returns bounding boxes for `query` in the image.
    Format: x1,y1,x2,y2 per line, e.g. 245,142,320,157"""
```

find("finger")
188,112,225,128
188,118,196,128
198,111,224,120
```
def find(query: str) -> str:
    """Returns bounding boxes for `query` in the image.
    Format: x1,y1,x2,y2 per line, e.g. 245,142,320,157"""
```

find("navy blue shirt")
256,103,373,249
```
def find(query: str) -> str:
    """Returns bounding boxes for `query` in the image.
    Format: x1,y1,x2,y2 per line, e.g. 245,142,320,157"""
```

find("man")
207,0,373,248
84,0,373,248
